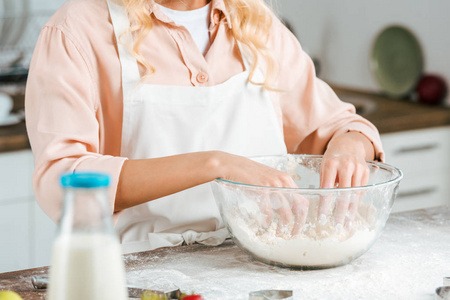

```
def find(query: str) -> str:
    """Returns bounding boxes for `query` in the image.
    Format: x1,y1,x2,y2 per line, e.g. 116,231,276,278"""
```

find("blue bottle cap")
60,172,111,188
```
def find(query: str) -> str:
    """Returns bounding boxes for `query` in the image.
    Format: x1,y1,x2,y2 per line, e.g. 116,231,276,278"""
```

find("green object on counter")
370,25,424,98
0,291,23,300
140,290,168,300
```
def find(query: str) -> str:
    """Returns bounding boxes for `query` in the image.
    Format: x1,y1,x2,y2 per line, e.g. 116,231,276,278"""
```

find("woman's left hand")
319,131,375,228
320,131,374,189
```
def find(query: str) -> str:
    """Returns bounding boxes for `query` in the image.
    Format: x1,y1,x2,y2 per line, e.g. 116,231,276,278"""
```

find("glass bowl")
211,155,403,269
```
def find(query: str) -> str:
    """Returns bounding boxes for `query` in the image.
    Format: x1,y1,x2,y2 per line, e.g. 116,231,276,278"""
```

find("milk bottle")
47,172,128,300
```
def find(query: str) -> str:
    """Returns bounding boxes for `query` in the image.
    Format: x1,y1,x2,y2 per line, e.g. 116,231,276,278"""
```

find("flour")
227,213,376,267
223,191,379,268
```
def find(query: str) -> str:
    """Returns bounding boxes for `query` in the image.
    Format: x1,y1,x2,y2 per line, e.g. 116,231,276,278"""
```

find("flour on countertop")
122,207,450,300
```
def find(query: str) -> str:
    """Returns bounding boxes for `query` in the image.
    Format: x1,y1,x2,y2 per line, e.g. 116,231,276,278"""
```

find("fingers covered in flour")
319,147,371,230
267,191,293,236
318,193,334,225
242,189,273,229
290,193,309,236
265,191,310,238
334,191,351,231
344,164,370,229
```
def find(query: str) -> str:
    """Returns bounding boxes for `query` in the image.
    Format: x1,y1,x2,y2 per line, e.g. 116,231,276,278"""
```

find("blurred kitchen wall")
30,0,66,13
0,0,68,68
277,0,450,104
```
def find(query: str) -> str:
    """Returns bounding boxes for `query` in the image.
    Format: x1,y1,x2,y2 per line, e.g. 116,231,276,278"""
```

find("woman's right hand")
213,151,309,236
212,151,298,188
117,151,309,235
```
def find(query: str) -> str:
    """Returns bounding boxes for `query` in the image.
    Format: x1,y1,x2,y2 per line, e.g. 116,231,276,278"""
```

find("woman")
26,0,384,253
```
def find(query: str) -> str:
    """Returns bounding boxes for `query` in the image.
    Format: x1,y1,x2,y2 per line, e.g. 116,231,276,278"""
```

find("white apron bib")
107,0,287,253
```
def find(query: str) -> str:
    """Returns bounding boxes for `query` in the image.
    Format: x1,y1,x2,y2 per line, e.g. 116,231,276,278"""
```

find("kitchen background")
278,0,450,105
0,0,449,274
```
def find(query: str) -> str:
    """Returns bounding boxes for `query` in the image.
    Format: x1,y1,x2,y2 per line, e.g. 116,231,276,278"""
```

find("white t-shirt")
156,3,211,55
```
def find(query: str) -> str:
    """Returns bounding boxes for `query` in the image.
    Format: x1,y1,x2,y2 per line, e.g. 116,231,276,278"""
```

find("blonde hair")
122,0,278,89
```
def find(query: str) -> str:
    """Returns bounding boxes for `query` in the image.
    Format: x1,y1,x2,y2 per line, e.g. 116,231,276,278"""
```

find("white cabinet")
32,201,56,268
0,150,57,273
0,150,34,204
0,201,32,272
381,127,450,212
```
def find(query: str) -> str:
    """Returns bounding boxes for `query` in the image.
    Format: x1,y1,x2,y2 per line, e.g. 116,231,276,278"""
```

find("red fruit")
181,295,204,300
416,74,448,105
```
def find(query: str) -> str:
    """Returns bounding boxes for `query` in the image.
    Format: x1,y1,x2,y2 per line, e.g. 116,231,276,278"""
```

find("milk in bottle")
47,172,128,300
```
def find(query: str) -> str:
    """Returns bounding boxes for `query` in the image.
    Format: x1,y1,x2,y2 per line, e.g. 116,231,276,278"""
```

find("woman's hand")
320,131,374,189
319,131,375,228
117,151,309,235
214,152,308,236
116,151,299,211
214,151,298,188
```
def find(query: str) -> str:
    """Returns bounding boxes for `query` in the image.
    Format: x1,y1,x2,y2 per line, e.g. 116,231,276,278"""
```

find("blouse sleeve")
270,19,384,162
25,25,127,223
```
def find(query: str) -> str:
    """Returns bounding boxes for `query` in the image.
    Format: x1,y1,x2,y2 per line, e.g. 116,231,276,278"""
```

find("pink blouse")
25,0,384,222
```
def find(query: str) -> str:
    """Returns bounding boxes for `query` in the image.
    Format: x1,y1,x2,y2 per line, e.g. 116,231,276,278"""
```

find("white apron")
107,0,287,253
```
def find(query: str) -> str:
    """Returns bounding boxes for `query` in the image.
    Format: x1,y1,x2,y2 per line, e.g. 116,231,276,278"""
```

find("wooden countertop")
333,87,450,134
1,206,449,299
0,121,29,153
0,88,28,153
2,86,450,153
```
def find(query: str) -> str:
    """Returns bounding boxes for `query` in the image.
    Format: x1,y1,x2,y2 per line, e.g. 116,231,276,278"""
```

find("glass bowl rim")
214,154,403,192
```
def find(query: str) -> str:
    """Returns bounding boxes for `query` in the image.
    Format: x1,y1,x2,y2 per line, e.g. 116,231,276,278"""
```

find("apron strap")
106,0,142,90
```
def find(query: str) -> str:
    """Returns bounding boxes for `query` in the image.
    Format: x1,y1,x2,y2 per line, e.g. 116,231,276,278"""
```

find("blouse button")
196,72,209,84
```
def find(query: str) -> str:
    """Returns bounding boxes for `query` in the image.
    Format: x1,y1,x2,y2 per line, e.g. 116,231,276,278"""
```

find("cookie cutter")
249,290,293,300
435,286,450,300
435,277,450,300
444,277,450,287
